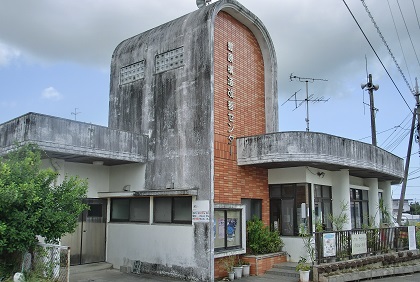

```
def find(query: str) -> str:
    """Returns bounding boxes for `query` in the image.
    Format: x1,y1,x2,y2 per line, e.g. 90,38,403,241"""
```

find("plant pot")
242,264,250,277
299,270,310,282
233,266,243,279
228,271,235,280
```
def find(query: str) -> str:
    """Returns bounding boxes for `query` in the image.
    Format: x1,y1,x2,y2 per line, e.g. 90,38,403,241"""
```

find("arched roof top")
111,0,278,132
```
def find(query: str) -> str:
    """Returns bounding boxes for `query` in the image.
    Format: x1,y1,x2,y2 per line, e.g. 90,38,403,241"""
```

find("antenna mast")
71,108,81,121
289,74,328,131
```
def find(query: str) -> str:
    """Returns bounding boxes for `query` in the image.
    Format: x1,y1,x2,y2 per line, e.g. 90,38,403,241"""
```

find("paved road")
70,263,420,282
372,272,420,282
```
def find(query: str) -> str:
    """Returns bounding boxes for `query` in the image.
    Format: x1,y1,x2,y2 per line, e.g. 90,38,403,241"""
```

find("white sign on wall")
408,226,417,250
192,200,210,223
351,233,367,255
323,233,336,257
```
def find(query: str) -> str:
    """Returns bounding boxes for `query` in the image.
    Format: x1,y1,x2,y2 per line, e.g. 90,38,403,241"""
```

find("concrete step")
272,261,298,271
265,267,300,278
260,272,299,281
70,262,113,274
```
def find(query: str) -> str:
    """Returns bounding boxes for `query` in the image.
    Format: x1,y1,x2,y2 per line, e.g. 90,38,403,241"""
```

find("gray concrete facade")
0,112,147,165
106,2,277,280
237,131,404,183
0,0,406,281
108,0,278,192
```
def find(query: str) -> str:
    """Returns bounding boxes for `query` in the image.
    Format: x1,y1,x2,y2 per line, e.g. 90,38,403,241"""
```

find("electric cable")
342,0,413,113
380,112,411,148
413,0,420,31
396,0,420,71
387,0,413,86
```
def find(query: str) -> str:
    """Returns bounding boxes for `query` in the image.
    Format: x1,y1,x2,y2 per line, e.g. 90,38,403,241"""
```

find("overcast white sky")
1,0,420,201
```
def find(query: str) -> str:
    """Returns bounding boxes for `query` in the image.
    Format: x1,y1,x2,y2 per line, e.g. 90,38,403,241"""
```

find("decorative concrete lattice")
132,260,141,274
155,47,184,73
120,61,145,85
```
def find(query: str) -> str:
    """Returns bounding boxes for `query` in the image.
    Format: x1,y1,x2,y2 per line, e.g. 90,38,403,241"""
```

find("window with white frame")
111,197,150,222
153,196,192,224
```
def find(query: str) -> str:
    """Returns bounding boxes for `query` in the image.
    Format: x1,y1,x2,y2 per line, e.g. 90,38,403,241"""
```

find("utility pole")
361,74,379,146
397,107,416,225
397,77,419,225
416,78,420,149
289,74,328,132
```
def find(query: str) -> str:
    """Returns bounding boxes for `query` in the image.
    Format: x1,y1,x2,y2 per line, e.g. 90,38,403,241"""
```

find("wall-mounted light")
123,185,131,191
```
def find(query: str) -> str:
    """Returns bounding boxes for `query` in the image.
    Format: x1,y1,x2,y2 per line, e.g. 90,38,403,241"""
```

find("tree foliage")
0,143,88,259
410,202,420,215
246,217,284,255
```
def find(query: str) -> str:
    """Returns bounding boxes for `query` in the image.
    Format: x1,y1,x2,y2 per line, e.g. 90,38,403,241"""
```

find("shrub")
246,217,284,255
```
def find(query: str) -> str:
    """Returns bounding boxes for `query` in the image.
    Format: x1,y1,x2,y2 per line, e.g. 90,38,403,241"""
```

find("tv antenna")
71,108,81,121
287,74,329,131
196,0,211,8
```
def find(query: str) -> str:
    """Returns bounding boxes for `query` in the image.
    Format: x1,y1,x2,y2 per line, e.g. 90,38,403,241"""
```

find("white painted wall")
349,176,364,186
107,224,195,268
365,178,379,226
330,170,351,230
41,159,110,197
379,181,393,224
305,168,333,186
269,167,334,186
63,162,110,198
268,167,306,183
281,237,306,262
109,163,145,192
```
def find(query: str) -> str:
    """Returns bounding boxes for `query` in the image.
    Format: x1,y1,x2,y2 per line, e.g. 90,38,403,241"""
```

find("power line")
387,0,413,86
413,0,420,31
396,0,420,71
372,112,411,150
342,0,413,113
361,0,415,95
383,120,411,152
358,125,402,141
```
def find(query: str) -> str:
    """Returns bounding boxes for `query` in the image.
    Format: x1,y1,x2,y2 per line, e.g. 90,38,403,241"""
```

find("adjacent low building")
0,0,404,281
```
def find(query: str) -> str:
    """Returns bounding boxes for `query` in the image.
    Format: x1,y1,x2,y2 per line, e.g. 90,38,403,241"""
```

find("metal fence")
314,226,409,264
23,243,70,282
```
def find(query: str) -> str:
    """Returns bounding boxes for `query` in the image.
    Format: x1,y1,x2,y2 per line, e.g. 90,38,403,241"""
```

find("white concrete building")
0,0,404,280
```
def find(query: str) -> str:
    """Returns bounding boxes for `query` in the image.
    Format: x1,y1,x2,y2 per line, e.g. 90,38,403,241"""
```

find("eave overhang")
237,132,404,184
98,188,198,198
0,113,148,166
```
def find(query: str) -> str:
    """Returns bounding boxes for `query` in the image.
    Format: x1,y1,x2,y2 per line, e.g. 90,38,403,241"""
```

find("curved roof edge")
237,132,404,184
0,113,147,165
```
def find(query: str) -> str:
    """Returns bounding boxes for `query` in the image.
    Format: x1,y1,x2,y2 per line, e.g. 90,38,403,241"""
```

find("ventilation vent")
120,61,145,85
132,260,141,274
155,47,184,73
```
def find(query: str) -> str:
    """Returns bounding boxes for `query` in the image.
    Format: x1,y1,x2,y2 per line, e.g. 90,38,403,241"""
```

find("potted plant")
219,255,235,280
296,257,311,282
233,259,243,279
241,260,250,277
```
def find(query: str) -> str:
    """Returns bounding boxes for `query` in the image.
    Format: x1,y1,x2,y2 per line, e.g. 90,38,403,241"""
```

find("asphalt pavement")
69,262,295,282
70,262,420,282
